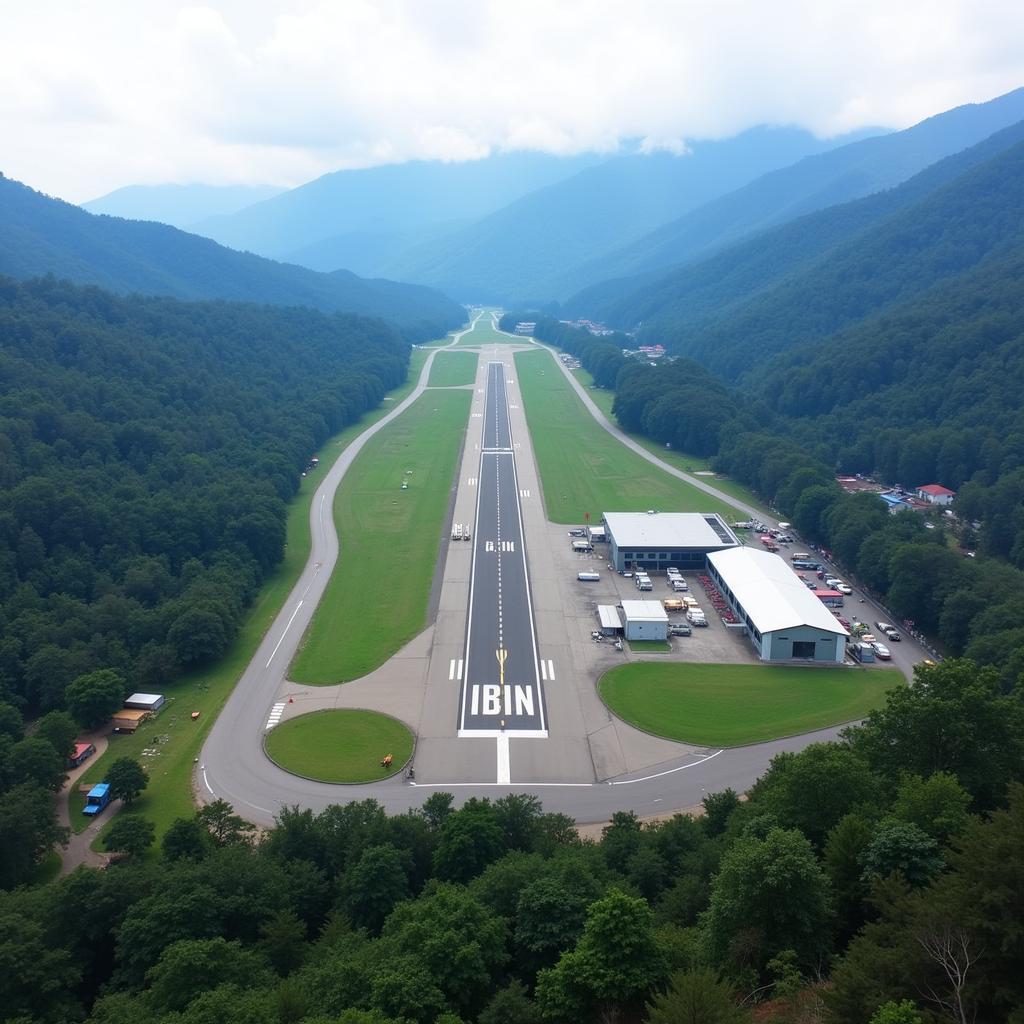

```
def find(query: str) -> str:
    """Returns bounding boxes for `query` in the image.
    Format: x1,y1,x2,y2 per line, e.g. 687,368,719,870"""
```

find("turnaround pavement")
199,313,866,826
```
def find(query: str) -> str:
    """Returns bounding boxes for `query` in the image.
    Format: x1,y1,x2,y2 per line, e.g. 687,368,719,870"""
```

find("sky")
3,0,1024,203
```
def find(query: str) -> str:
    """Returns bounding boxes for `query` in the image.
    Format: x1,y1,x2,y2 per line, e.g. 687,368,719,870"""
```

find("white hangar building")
603,511,739,573
706,547,848,663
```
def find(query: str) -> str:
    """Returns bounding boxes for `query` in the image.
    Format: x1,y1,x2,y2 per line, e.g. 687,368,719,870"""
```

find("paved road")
198,314,885,827
460,362,546,736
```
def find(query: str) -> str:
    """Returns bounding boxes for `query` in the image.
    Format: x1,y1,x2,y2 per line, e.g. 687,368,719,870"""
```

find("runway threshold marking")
265,701,286,731
496,734,511,784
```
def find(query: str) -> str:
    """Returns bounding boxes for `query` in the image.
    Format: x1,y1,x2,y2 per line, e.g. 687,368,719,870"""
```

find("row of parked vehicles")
451,523,472,541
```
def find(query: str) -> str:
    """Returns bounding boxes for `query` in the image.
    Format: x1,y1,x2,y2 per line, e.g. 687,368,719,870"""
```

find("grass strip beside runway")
291,388,472,683
569,365,769,514
265,710,413,783
71,348,433,847
599,663,903,746
428,350,479,387
514,350,742,524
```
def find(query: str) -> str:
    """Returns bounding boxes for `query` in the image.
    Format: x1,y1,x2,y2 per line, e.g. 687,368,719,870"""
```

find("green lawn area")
599,663,903,746
514,349,743,524
72,345,436,848
628,639,672,653
456,314,515,346
570,365,769,514
428,350,479,387
291,387,472,683
265,709,413,783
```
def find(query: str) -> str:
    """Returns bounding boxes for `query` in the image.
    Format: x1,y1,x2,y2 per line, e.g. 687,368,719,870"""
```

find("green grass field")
628,639,672,653
569,366,769,514
71,346,436,847
265,709,414,783
428,350,479,387
456,315,514,346
291,388,472,683
599,662,903,746
514,350,742,524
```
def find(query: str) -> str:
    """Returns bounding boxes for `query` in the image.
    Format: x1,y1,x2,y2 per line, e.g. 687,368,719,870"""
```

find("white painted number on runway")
468,477,477,486
265,701,286,731
472,412,483,418
519,489,530,498
449,658,463,680
539,660,556,681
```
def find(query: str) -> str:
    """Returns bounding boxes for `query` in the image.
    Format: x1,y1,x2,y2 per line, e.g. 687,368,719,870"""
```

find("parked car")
871,642,892,660
876,621,895,633
885,629,902,641
836,583,853,595
668,623,692,636
861,633,877,644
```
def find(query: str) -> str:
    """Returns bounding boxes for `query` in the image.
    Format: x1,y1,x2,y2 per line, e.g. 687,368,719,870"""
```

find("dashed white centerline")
266,601,303,667
496,734,511,784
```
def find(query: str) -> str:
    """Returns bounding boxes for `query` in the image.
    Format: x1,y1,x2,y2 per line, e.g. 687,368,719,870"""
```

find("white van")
577,572,600,582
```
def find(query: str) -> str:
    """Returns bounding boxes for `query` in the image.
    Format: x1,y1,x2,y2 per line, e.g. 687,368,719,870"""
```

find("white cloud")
1,0,1022,202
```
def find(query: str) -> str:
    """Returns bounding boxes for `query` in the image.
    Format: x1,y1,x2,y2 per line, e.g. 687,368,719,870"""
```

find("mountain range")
0,174,463,341
83,183,286,229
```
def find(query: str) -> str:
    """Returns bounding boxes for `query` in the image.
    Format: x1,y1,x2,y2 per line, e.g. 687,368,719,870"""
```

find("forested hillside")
0,276,406,717
646,138,1024,379
3,670,1023,1022
569,117,1024,330
0,176,463,341
555,86,1024,301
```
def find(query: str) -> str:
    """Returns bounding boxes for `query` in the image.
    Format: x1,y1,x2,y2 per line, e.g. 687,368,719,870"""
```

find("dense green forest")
2,659,1022,1023
0,276,411,878
0,175,464,342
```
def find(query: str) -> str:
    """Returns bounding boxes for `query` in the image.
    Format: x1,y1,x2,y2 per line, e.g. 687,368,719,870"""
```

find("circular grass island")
265,709,414,783
599,662,903,747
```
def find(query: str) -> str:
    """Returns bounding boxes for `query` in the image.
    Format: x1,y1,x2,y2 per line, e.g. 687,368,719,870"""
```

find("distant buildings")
514,322,536,335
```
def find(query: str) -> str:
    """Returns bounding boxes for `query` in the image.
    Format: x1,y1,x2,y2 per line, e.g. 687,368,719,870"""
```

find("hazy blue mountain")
569,117,1024,328
0,174,463,340
282,219,471,277
381,126,871,303
83,183,285,228
558,86,1024,301
191,151,606,260
642,137,1024,381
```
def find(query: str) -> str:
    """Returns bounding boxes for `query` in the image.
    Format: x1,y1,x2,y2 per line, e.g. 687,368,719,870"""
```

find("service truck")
83,782,112,816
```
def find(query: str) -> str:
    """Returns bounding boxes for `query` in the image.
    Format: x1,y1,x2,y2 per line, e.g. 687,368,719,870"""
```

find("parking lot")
552,526,760,666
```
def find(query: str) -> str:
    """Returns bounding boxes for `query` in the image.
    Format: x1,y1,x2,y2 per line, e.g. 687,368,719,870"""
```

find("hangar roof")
603,512,738,550
708,547,849,636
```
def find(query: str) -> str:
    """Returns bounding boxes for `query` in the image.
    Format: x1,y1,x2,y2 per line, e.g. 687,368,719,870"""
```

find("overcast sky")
3,0,1024,203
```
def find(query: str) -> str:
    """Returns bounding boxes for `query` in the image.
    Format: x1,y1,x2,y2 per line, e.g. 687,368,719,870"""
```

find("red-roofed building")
916,483,956,506
68,742,95,769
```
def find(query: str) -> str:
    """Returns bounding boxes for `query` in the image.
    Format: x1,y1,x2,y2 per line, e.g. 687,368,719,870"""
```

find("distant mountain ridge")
379,125,871,303
83,183,286,229
190,151,606,270
0,174,464,341
571,116,1024,335
560,86,1024,304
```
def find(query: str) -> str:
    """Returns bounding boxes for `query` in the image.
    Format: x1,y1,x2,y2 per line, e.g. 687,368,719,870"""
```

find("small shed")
597,605,623,636
588,525,607,543
124,692,165,712
620,600,669,641
112,709,151,733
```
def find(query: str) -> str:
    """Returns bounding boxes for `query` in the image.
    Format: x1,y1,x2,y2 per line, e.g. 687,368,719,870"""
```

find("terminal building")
706,547,848,663
603,511,739,572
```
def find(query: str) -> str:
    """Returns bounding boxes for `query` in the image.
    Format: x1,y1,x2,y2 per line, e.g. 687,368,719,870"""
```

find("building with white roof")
603,511,739,572
597,605,623,635
620,600,669,640
706,548,847,663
